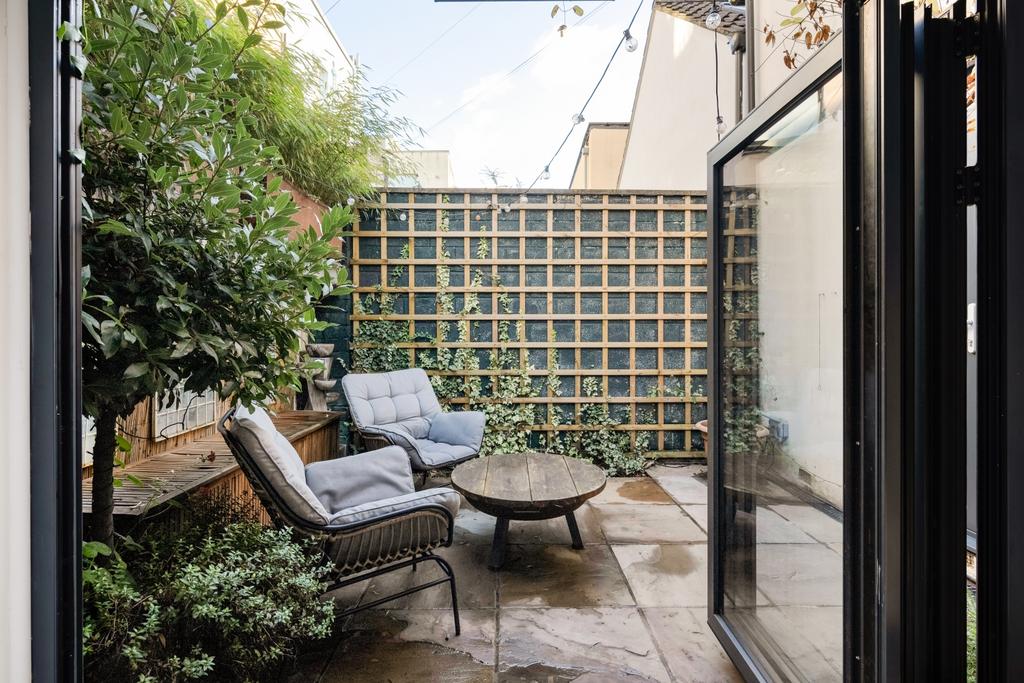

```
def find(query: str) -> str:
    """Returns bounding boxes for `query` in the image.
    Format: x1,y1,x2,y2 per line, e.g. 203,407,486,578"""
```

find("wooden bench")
82,410,342,522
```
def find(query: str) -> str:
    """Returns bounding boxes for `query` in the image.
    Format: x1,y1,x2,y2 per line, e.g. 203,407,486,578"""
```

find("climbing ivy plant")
350,198,650,473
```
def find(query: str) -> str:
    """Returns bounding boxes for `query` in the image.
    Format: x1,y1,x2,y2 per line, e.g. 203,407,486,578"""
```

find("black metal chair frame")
218,409,460,634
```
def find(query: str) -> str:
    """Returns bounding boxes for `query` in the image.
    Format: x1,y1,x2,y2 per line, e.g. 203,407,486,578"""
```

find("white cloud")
421,19,645,188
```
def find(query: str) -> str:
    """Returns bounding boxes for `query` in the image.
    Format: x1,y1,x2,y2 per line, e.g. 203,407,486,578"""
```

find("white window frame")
152,386,219,441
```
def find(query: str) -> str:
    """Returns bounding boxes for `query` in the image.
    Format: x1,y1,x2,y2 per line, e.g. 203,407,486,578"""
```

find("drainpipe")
745,1,756,112
729,29,746,124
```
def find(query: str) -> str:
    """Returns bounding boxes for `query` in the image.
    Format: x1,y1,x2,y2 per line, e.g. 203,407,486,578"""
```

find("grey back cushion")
342,368,442,438
230,404,329,526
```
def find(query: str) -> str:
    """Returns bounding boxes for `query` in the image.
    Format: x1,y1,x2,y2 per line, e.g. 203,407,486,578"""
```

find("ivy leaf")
571,5,584,16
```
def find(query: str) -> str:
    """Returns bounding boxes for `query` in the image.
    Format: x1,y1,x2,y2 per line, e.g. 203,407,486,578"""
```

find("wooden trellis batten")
349,189,709,458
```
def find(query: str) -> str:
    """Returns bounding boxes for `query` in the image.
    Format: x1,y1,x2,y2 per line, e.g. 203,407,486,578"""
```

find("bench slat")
82,410,341,516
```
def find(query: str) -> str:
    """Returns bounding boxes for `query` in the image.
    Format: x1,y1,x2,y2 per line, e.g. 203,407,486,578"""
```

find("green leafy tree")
81,0,354,546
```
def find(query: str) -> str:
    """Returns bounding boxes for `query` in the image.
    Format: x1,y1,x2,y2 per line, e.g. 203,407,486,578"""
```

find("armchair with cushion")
218,404,462,633
341,368,486,472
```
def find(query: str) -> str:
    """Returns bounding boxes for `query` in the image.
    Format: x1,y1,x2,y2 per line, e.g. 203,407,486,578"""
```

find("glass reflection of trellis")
351,190,709,456
719,187,762,464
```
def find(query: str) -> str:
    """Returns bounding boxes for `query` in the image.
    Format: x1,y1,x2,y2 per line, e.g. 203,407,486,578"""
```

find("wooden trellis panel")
350,189,709,457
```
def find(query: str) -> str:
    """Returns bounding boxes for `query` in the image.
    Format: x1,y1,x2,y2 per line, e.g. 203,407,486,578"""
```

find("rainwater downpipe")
730,29,746,124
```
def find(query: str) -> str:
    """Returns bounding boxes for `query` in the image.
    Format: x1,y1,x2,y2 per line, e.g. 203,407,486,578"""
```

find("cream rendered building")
570,0,819,192
569,123,630,190
390,150,456,188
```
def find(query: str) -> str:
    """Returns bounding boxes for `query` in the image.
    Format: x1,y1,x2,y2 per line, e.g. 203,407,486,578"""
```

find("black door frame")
975,0,1024,679
28,0,84,680
706,37,859,683
708,0,1024,680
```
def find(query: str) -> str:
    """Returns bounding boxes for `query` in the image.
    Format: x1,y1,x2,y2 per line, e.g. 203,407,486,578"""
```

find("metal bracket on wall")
955,14,982,57
956,165,982,206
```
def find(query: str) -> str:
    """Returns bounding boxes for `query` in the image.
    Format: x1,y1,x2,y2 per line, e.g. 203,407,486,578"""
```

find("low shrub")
84,495,333,681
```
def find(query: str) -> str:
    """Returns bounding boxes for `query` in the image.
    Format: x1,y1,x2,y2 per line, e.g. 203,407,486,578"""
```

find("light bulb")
572,113,585,125
399,212,408,221
715,116,727,136
518,194,529,204
346,196,356,206
624,30,638,53
705,10,722,30
501,204,511,214
541,166,551,181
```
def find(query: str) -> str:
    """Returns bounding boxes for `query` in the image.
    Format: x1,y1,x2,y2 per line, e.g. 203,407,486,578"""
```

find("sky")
325,0,653,187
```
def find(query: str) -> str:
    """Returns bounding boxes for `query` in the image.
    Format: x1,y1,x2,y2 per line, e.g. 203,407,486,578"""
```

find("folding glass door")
708,39,845,682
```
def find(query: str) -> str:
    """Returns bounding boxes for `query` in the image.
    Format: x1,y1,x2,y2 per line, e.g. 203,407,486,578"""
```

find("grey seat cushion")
412,439,477,467
342,368,486,470
427,411,486,451
327,487,461,527
342,368,441,437
230,404,330,525
304,445,414,515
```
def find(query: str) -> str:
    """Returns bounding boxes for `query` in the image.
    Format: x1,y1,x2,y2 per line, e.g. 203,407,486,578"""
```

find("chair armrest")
428,410,486,452
305,446,414,515
360,425,420,454
326,487,461,528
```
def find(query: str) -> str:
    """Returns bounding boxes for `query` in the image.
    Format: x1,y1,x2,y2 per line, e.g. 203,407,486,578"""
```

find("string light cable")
708,1,726,140
425,0,613,134
382,3,482,86
523,0,647,193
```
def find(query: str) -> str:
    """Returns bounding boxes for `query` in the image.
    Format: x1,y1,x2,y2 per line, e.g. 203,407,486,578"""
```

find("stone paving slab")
642,608,744,682
498,544,635,608
646,465,710,505
299,472,740,682
321,609,495,683
593,503,707,544
360,542,497,610
592,477,677,505
612,544,709,608
497,607,671,682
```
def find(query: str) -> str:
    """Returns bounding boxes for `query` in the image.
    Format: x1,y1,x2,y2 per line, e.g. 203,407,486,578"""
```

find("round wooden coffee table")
451,452,607,570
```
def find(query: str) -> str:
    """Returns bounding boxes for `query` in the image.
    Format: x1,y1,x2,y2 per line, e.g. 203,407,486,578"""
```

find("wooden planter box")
82,410,342,528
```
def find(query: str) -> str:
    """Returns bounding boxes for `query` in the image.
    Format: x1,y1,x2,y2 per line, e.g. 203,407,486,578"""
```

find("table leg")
489,517,510,570
565,511,584,550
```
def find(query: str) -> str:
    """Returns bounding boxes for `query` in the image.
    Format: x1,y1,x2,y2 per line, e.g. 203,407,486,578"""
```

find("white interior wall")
618,11,740,191
742,82,845,507
0,0,35,676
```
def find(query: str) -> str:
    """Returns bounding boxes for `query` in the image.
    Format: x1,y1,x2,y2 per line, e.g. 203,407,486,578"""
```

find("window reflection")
717,73,844,680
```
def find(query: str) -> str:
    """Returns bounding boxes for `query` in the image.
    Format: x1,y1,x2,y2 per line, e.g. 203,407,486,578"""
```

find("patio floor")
290,463,743,682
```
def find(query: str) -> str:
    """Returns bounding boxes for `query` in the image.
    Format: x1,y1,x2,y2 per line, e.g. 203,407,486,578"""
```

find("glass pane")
717,72,843,680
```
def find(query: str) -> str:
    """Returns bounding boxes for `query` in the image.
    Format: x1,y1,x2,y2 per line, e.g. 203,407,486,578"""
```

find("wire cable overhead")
425,1,612,134
523,0,647,192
